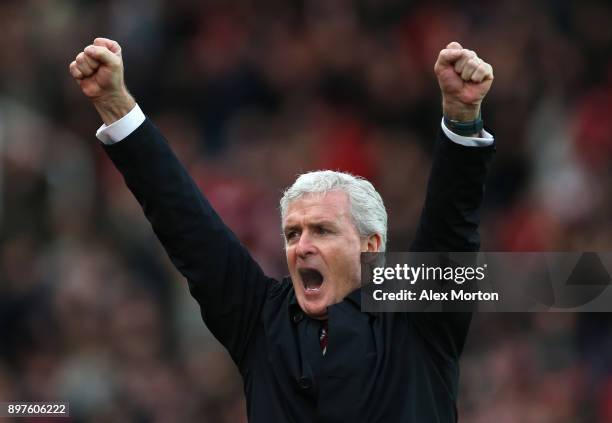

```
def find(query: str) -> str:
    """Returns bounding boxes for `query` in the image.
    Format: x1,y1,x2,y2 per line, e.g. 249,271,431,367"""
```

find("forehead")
283,191,351,226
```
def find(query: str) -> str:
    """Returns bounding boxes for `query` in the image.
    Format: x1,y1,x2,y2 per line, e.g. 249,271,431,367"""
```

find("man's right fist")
69,38,135,125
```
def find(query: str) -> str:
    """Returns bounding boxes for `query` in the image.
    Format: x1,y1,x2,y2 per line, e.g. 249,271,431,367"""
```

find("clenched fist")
434,42,494,122
69,38,135,125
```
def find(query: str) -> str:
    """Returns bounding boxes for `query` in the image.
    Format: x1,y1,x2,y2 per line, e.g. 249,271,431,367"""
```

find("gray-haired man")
70,38,495,422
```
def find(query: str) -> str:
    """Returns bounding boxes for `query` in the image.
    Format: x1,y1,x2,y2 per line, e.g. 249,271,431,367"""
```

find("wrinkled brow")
282,218,340,232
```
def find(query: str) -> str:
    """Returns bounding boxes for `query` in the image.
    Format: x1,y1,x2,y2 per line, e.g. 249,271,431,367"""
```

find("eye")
315,226,330,235
285,230,299,242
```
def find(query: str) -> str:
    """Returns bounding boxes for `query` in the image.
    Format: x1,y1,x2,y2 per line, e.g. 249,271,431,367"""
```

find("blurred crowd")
1,0,612,421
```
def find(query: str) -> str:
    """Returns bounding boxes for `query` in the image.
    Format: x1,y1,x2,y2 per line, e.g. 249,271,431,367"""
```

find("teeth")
299,268,324,293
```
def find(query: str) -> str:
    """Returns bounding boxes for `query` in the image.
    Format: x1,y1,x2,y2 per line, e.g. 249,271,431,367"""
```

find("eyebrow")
282,219,338,231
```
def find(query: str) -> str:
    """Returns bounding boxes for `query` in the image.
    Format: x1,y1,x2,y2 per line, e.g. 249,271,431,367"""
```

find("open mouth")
298,268,324,293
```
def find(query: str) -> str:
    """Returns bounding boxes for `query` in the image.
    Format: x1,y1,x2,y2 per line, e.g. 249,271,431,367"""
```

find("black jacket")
103,119,495,422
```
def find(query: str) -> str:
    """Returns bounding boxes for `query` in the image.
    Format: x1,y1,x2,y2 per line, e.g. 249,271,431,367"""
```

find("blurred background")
1,0,611,421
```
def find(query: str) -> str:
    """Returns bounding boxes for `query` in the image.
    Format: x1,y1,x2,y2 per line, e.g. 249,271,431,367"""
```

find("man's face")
283,190,380,319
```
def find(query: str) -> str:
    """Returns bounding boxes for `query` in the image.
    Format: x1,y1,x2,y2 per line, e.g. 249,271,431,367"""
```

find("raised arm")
69,38,269,366
411,42,495,253
410,42,495,360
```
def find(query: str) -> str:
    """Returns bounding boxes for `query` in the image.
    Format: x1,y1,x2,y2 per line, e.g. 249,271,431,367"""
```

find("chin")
300,297,329,319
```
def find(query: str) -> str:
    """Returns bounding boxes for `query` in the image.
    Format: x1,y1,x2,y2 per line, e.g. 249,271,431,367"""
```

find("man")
69,37,494,422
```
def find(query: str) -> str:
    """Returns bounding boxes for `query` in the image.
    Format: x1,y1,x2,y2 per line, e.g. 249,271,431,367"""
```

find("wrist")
442,99,481,122
443,109,483,137
93,89,136,125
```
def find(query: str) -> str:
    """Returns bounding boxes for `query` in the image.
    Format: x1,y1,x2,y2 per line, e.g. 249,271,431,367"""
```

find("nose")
295,231,317,258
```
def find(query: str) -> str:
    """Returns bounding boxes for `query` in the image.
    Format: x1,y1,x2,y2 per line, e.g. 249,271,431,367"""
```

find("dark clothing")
104,119,495,422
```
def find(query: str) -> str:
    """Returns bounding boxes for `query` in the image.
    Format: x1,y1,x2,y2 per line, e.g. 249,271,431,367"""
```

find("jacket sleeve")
103,118,269,366
410,130,495,359
410,130,495,253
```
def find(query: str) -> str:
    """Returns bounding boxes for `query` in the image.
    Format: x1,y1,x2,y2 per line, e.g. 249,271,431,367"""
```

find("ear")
361,233,382,253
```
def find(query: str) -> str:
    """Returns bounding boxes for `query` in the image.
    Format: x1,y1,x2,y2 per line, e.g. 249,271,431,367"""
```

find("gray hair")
280,170,387,251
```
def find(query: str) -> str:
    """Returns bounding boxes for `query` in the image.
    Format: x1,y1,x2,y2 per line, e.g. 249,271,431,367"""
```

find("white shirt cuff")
96,104,146,145
440,118,494,147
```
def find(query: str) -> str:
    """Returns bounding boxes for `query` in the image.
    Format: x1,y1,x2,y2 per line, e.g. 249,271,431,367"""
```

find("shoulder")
266,276,294,302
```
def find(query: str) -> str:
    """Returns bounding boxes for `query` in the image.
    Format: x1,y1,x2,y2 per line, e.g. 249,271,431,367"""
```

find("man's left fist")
434,42,494,122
